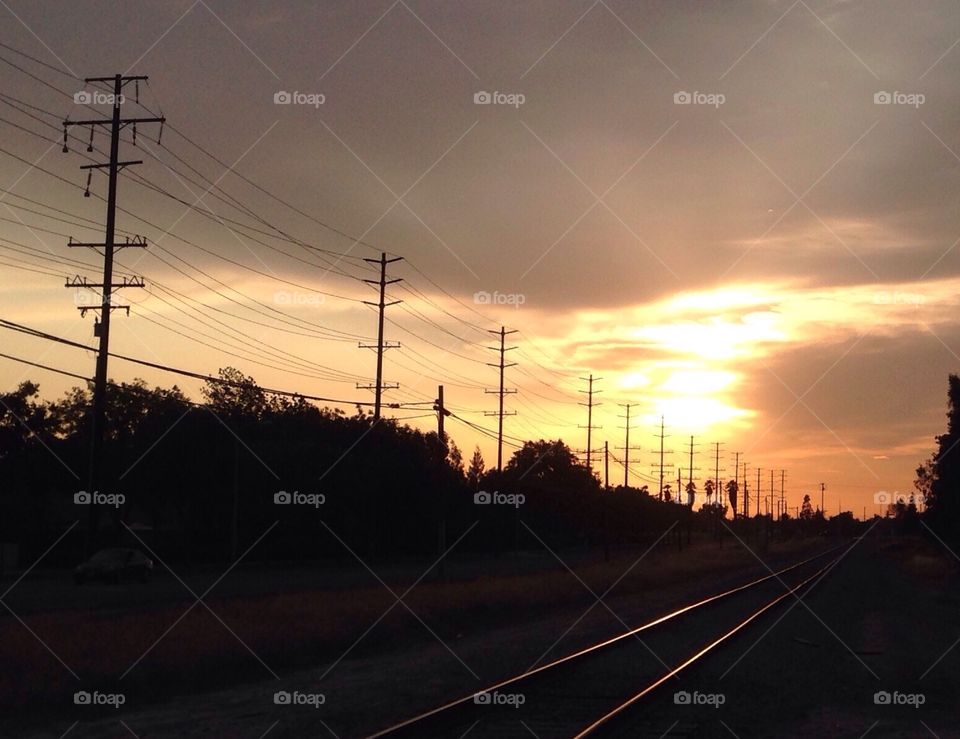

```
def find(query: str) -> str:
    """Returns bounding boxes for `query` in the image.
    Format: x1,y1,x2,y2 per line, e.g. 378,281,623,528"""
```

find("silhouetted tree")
800,494,814,520
467,445,485,489
726,479,738,518
917,374,960,534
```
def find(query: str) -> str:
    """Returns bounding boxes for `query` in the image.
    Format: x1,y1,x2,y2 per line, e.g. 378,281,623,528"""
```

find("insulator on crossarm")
84,171,92,198
86,126,94,152
132,122,137,146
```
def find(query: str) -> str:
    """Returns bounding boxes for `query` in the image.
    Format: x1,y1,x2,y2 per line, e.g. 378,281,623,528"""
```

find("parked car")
74,548,154,584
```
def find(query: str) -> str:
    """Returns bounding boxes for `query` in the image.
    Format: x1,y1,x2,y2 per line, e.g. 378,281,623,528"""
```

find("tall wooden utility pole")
485,326,517,470
359,252,402,420
710,441,724,504
617,403,640,488
434,385,450,578
743,461,750,518
604,441,610,489
578,375,602,473
732,451,741,516
62,74,163,548
779,470,786,521
652,416,672,501
756,467,762,517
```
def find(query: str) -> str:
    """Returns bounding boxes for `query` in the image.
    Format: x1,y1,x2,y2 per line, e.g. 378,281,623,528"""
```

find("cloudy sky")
3,0,960,515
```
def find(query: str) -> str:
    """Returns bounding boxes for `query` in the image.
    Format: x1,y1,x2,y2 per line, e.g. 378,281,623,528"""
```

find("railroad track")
366,540,856,739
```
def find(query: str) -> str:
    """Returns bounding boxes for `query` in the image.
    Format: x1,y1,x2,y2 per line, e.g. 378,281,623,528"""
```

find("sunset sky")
3,0,960,517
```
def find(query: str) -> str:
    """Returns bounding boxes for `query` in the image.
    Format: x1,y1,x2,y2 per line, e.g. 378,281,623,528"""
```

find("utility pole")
359,253,402,420
743,461,750,518
685,436,700,506
62,74,163,549
732,451,741,517
434,385,450,445
578,375,602,474
651,416,672,501
770,469,775,518
710,441,725,505
604,441,610,489
617,403,640,489
779,470,786,521
820,482,826,517
434,385,450,578
756,467,761,517
484,327,517,470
